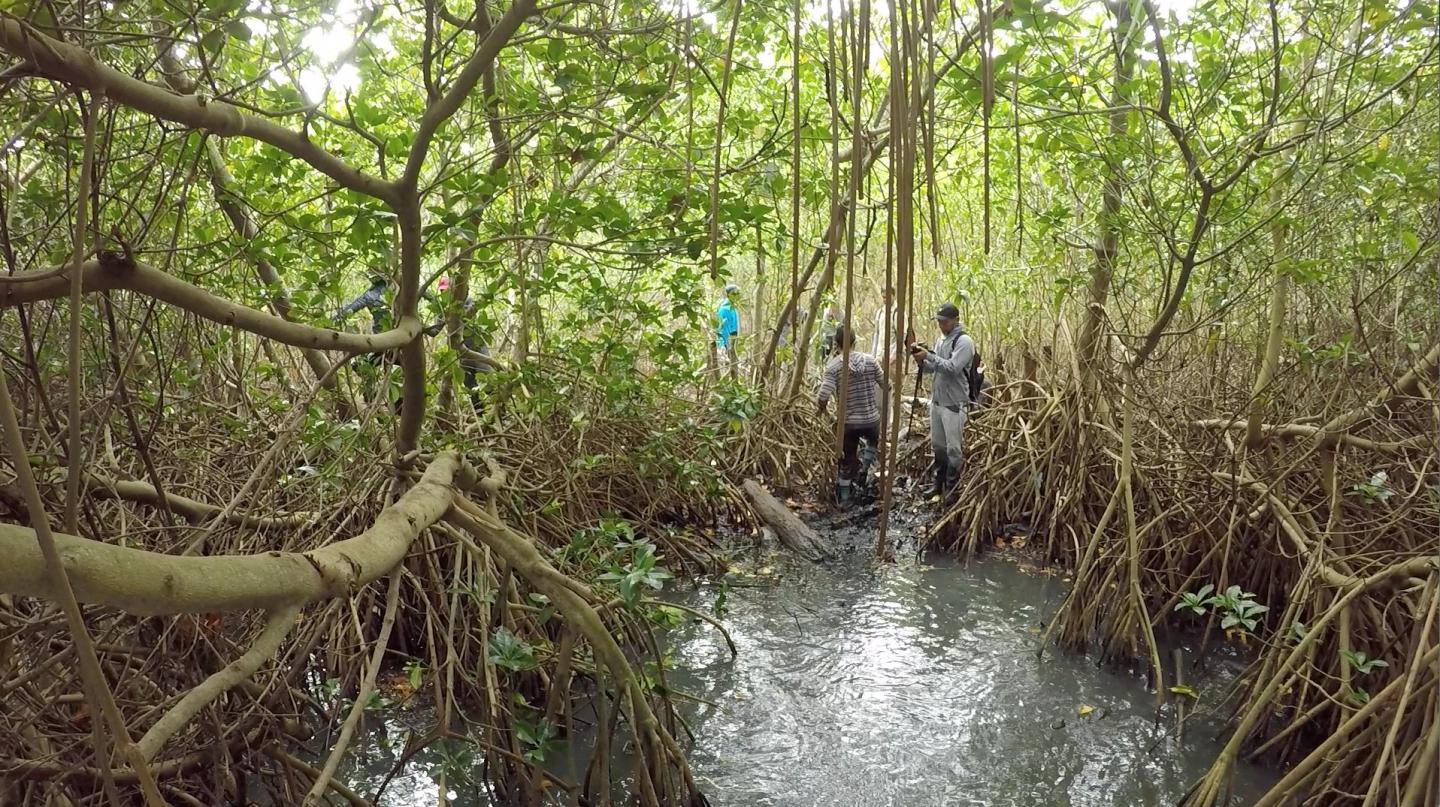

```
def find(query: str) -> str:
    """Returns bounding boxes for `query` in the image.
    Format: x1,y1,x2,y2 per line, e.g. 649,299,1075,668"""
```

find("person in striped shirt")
816,324,884,488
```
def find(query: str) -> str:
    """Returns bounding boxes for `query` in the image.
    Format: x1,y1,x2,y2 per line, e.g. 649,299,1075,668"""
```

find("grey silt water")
338,522,1275,806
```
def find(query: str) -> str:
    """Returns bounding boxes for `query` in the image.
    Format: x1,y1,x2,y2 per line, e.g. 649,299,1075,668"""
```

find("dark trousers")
840,421,880,481
463,367,485,416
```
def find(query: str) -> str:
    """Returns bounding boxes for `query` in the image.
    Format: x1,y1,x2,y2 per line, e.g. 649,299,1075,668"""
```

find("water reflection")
340,550,1274,806
664,553,1272,807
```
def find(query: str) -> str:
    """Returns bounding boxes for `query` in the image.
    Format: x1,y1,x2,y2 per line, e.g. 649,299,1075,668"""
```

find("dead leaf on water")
1077,704,1096,717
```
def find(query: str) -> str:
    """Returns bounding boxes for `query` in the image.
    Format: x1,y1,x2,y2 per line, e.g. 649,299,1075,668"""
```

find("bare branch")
0,255,423,355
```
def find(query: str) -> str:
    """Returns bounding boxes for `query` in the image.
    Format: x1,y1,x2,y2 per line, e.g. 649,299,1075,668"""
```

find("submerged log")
742,479,830,561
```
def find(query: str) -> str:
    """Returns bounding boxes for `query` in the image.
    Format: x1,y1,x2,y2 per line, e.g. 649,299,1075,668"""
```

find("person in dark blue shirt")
332,274,402,411
334,274,392,333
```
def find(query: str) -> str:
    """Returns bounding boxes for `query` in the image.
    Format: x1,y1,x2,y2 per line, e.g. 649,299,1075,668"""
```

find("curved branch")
1213,471,1437,589
0,17,392,202
1191,419,1425,454
136,605,299,761
0,454,464,615
0,255,422,355
1315,341,1440,445
1139,0,1203,186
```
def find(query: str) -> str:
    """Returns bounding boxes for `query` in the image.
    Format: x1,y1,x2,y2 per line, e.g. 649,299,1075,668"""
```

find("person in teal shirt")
715,283,741,378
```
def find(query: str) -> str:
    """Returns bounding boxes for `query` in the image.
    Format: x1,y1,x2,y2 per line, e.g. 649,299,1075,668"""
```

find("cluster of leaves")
1348,471,1395,505
1341,650,1390,706
597,534,675,608
1176,584,1270,634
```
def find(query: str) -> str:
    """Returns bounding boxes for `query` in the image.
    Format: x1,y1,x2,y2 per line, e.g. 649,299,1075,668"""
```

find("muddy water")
340,519,1274,806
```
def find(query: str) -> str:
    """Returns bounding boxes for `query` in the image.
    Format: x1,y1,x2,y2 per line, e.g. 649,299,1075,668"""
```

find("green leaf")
200,27,227,54
488,627,538,671
225,19,251,42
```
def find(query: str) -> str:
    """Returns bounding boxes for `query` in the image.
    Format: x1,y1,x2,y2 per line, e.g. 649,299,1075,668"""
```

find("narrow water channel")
339,521,1276,806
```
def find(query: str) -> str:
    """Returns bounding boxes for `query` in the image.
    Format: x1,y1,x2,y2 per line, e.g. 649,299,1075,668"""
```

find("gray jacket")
921,329,975,408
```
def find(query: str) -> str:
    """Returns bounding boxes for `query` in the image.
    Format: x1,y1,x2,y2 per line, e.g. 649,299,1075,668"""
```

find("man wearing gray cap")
909,302,976,499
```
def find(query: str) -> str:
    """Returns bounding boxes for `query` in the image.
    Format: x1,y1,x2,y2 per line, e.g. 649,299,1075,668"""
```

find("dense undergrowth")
0,302,837,805
1,0,1436,803
930,302,1437,805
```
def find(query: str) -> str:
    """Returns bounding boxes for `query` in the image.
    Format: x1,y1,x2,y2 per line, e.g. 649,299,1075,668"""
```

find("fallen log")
742,479,829,561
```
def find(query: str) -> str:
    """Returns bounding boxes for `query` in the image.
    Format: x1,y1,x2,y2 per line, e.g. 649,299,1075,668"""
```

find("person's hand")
910,344,929,361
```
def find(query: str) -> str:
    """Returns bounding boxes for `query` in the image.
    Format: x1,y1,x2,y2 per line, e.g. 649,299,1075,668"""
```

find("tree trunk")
741,480,829,561
1076,0,1136,394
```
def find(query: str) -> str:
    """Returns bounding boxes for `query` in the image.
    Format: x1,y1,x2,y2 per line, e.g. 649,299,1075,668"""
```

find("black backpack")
958,330,985,405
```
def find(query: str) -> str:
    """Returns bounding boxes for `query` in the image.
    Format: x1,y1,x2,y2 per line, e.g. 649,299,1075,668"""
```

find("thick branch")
0,454,463,615
0,255,422,355
0,17,392,201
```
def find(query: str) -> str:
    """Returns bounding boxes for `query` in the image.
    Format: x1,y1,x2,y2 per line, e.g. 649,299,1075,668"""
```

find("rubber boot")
943,458,963,502
925,452,949,499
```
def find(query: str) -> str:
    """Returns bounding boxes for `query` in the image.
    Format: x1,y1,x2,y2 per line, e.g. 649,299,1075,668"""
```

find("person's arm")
816,359,838,411
922,334,974,377
333,288,377,320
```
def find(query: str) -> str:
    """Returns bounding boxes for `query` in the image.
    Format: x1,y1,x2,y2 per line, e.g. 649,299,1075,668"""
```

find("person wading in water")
817,324,884,505
909,302,977,501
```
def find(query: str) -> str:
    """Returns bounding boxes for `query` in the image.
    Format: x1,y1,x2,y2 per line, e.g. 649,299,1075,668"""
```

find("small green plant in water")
430,738,474,787
1175,584,1270,633
712,581,730,618
514,718,562,763
404,659,426,692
